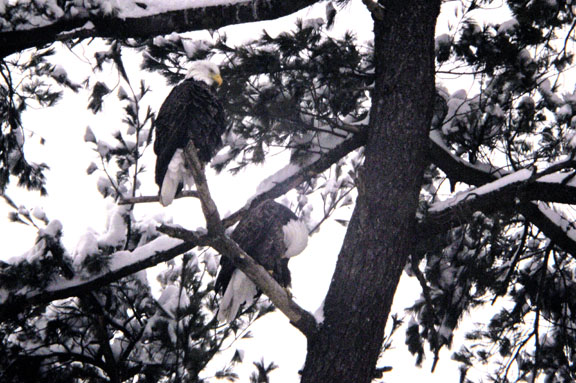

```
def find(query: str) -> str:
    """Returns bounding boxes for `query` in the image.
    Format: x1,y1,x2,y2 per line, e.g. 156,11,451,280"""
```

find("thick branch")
427,133,576,256
222,131,366,228
0,0,318,58
183,138,317,337
420,168,576,236
0,236,199,321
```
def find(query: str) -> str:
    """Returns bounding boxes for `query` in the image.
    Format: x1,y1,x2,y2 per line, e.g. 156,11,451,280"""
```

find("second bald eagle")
154,61,226,206
215,200,309,323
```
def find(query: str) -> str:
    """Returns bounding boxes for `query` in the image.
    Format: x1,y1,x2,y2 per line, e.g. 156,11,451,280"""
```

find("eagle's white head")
282,219,309,258
185,60,223,86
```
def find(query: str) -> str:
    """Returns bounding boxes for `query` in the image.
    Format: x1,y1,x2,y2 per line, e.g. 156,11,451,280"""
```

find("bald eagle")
154,61,226,206
215,200,309,323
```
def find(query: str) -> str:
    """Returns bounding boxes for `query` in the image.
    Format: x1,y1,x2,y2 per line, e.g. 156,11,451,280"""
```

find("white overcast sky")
0,1,516,382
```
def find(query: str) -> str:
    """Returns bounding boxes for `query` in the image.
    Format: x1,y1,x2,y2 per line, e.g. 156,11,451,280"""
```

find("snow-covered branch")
427,131,576,256
0,236,200,321
222,131,366,228
0,131,364,321
0,0,318,59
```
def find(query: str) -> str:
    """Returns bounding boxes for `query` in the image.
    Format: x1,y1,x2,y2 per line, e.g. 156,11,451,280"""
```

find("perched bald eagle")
154,61,226,206
215,200,309,323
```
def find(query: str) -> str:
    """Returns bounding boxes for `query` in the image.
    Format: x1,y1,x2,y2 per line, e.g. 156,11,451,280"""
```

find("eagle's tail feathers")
160,149,194,206
218,270,257,323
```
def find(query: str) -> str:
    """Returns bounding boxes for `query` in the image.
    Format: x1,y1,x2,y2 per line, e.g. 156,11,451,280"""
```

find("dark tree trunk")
300,1,441,382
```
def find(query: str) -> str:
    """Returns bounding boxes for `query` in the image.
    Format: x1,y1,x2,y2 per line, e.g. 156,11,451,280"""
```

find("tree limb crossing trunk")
300,2,441,382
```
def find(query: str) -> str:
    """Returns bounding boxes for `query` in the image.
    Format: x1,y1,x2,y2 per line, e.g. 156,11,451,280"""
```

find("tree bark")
300,1,441,382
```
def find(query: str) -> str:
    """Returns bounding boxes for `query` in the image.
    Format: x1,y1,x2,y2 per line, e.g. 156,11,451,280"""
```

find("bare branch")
183,141,223,233
118,190,199,206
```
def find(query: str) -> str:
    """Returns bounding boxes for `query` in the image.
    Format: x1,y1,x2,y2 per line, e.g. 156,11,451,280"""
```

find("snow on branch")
0,235,201,321
222,131,367,228
0,0,318,59
427,130,576,256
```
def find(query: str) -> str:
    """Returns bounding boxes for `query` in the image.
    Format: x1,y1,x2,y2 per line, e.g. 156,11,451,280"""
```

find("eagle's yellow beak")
212,74,223,87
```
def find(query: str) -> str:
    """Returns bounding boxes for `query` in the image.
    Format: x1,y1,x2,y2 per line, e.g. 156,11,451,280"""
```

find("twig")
118,190,199,205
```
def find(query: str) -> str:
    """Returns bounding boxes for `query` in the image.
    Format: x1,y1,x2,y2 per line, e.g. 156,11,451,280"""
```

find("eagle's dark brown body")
153,78,225,194
216,200,299,293
215,200,309,322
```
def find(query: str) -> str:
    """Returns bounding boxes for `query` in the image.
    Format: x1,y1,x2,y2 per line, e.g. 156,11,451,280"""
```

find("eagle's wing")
215,201,299,293
215,201,307,322
154,79,225,189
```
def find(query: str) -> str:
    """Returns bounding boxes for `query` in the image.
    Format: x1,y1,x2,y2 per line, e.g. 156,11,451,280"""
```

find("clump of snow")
182,39,212,58
256,163,301,195
42,219,63,237
518,49,533,67
556,103,573,121
51,64,67,80
98,205,129,248
313,300,325,324
73,230,99,269
96,176,114,197
97,141,111,157
157,285,190,317
84,126,96,143
442,89,472,135
539,79,563,107
31,206,46,221
301,17,324,30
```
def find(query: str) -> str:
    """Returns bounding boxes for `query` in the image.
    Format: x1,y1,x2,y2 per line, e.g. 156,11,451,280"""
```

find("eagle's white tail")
160,149,194,206
218,270,257,323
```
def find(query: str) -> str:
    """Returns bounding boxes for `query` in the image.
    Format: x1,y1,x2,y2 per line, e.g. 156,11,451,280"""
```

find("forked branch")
181,140,318,337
